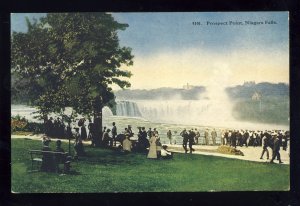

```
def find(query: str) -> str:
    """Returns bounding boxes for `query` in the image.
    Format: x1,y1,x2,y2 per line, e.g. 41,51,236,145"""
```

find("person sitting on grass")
41,139,55,172
161,145,173,159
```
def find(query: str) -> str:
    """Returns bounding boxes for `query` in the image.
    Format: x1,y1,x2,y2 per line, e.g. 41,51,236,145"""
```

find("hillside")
226,82,289,99
114,86,206,100
226,82,289,125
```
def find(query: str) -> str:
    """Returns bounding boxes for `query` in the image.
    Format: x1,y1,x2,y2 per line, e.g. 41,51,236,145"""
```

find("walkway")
11,134,290,165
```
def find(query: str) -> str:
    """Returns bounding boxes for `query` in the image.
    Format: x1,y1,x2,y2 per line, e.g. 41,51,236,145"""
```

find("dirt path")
12,134,289,165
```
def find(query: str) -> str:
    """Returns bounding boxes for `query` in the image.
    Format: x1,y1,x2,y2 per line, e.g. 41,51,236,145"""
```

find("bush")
11,115,44,134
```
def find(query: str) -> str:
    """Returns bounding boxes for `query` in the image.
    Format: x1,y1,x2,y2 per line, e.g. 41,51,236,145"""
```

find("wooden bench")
29,150,70,173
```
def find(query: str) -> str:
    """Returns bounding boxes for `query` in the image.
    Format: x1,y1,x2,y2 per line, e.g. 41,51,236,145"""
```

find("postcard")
11,12,289,192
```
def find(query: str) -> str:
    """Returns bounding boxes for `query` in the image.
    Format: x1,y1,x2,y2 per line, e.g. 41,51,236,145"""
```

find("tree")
11,13,134,146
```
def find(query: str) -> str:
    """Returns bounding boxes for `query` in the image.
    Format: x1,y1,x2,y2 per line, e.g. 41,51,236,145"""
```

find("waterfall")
116,101,142,117
115,100,212,124
114,99,289,130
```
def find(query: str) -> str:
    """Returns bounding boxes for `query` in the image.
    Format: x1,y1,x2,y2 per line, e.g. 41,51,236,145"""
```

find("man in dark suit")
230,131,237,148
180,129,188,153
188,129,195,153
260,135,270,160
111,122,117,147
41,140,55,172
270,134,283,164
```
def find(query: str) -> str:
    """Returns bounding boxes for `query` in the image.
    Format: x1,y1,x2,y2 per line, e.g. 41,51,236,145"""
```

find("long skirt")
147,144,157,159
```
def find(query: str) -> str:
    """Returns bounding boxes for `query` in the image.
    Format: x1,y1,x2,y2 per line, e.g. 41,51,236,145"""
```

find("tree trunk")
93,96,103,147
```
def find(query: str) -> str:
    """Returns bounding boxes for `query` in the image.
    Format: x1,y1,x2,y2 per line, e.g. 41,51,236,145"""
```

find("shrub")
11,116,44,134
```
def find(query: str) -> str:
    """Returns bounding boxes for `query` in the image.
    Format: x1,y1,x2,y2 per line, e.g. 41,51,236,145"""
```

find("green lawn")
11,138,289,193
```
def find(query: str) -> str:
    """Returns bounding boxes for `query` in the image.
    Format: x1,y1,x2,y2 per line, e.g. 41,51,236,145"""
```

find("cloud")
122,47,289,90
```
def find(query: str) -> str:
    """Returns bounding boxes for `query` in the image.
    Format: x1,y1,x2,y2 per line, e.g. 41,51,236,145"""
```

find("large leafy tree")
11,13,134,146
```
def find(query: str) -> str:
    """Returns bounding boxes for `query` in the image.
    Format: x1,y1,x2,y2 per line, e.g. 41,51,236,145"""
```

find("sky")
11,12,289,90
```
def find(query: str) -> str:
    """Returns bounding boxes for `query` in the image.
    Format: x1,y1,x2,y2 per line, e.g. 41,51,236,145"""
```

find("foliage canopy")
12,13,134,120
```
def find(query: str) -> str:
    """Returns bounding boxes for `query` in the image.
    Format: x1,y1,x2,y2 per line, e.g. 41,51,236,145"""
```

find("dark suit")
188,131,195,153
181,130,188,153
270,137,282,163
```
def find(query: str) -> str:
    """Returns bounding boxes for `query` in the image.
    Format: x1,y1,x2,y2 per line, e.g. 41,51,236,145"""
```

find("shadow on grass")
65,170,81,176
74,149,148,166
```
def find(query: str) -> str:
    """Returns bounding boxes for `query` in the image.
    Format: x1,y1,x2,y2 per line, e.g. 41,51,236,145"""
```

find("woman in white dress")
122,135,132,152
147,133,157,159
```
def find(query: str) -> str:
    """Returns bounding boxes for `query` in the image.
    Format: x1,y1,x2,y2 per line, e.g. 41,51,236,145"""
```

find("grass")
11,138,289,193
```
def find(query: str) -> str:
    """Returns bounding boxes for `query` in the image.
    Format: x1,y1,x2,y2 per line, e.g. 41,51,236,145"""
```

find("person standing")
81,124,87,141
122,134,132,153
194,129,200,145
204,128,209,145
282,131,288,151
45,117,53,137
270,134,283,164
111,122,117,147
102,129,111,148
167,130,172,144
74,127,85,157
231,130,237,148
66,123,73,154
243,130,249,147
260,135,270,160
87,118,94,140
211,128,217,146
147,132,158,159
180,129,189,153
138,127,149,152
153,128,159,136
53,118,59,138
221,130,225,145
188,130,195,154
127,125,134,137
147,128,152,139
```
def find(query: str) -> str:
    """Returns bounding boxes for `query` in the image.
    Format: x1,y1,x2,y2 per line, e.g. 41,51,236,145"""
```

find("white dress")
123,138,132,152
147,136,157,159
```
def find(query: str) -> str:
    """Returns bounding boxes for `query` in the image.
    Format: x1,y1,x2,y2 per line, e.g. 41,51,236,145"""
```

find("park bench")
29,150,70,173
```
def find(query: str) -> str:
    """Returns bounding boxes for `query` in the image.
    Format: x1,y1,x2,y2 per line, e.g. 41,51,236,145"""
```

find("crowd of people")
42,117,290,164
176,128,289,163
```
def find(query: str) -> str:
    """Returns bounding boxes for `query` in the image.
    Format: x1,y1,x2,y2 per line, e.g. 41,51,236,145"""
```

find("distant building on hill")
252,91,262,101
243,81,256,87
183,83,194,90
